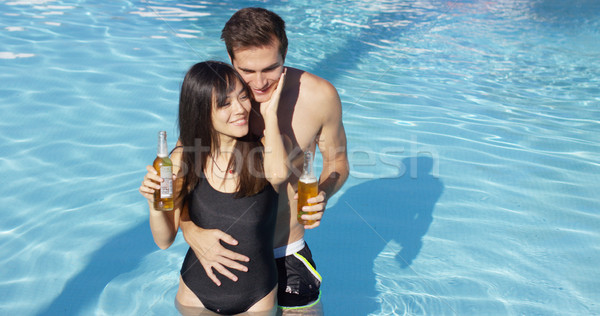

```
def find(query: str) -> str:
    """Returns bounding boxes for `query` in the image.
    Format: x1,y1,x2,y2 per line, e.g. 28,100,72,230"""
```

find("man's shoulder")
288,67,339,104
292,67,335,90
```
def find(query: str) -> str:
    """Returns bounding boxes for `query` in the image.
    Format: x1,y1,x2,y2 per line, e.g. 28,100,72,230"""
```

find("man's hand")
181,218,249,286
295,190,327,229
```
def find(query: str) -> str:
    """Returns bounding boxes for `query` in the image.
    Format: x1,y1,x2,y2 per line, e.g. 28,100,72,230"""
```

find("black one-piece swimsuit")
180,177,278,315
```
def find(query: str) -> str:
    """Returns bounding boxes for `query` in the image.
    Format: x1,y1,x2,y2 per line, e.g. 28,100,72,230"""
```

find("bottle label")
160,166,173,198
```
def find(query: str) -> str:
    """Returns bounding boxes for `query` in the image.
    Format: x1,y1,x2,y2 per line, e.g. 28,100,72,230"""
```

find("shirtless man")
180,7,349,312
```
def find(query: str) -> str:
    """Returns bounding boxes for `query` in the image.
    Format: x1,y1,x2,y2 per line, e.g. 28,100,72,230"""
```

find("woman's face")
211,78,251,140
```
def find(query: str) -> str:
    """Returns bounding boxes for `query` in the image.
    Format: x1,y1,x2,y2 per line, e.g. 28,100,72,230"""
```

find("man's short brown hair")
221,7,288,61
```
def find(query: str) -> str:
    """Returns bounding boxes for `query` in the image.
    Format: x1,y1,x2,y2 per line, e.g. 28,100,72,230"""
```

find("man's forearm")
179,206,202,248
319,157,349,200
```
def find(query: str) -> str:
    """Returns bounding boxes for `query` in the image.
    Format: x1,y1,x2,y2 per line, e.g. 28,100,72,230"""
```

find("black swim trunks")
275,240,322,308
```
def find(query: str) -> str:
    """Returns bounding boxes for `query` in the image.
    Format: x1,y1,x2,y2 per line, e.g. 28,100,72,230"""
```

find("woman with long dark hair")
139,61,288,314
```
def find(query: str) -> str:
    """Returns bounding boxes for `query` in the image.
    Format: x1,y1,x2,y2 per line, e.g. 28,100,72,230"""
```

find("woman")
139,61,288,315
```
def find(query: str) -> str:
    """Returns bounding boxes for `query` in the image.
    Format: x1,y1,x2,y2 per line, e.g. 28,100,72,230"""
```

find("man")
180,7,349,312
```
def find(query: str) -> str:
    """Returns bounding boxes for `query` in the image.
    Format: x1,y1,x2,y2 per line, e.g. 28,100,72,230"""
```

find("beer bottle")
153,131,174,211
297,151,318,225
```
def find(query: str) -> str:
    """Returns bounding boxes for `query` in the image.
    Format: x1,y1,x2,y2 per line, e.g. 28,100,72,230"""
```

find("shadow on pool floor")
308,156,443,315
38,220,157,315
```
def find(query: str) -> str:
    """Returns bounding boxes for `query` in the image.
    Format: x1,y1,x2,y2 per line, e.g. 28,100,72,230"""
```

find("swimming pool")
1,0,599,315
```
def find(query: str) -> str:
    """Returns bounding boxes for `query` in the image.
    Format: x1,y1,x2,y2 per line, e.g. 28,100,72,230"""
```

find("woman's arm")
139,146,185,249
261,69,289,186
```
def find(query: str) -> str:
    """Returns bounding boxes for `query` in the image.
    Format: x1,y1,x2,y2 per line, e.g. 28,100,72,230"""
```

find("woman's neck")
208,135,238,186
214,135,237,159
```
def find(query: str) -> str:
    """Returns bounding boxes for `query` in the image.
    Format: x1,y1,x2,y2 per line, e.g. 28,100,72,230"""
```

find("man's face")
230,41,284,104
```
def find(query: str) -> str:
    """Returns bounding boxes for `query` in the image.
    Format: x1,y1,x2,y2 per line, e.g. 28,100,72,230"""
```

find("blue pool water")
1,0,599,315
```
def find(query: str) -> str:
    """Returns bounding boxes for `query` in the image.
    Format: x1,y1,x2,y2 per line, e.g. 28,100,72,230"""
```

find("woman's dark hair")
221,7,288,61
178,61,267,198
